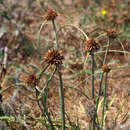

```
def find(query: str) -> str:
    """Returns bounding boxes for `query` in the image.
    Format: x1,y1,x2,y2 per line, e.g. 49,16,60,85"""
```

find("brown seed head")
44,48,64,66
102,64,111,72
24,74,38,87
86,38,100,53
85,100,95,120
107,29,117,39
43,9,58,21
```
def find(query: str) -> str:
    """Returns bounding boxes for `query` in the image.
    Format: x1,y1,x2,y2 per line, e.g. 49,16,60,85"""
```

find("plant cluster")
0,0,130,130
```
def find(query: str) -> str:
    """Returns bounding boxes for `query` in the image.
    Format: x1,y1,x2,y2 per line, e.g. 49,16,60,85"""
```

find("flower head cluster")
43,9,58,21
44,48,64,66
107,29,117,39
24,74,38,87
102,64,111,73
86,38,100,53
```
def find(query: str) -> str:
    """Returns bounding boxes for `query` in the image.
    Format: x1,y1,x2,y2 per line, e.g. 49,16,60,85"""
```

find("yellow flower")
101,9,107,15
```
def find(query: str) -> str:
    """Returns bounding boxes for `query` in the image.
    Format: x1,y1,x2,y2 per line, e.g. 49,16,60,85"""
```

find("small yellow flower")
101,9,107,15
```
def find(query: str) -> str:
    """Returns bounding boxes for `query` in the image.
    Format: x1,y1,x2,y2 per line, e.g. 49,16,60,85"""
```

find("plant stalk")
101,72,108,128
90,50,96,130
38,64,50,82
38,20,47,60
58,69,66,130
96,38,110,111
91,51,95,99
52,20,59,49
41,68,57,130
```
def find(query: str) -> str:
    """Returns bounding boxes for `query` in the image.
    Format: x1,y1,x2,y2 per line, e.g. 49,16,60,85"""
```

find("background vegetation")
0,0,130,129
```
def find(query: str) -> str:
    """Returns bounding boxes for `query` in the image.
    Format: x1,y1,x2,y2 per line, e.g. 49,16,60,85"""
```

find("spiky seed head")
85,100,95,120
24,74,38,87
86,38,100,53
107,29,117,39
44,48,64,66
102,64,111,72
43,9,58,21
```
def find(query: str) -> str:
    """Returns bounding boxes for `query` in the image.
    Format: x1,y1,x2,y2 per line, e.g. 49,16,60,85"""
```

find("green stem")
35,89,49,127
101,72,108,128
103,38,110,65
38,67,57,99
38,20,47,44
58,69,66,130
91,51,95,99
38,20,47,60
52,15,65,129
38,64,50,83
41,68,57,130
91,50,95,130
52,20,59,49
96,38,110,110
41,97,54,130
35,88,43,113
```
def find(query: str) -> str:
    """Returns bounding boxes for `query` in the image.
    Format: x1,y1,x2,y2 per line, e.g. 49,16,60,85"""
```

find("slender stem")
52,20,59,49
35,88,49,126
41,95,55,130
35,88,43,113
41,68,57,130
52,17,65,129
38,20,47,44
38,67,57,99
58,69,66,130
101,72,108,128
38,20,47,60
91,51,95,99
103,38,110,65
96,38,110,111
91,51,95,130
38,64,50,83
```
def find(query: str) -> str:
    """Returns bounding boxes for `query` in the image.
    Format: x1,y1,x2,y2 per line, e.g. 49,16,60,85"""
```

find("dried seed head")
102,64,111,73
44,48,64,66
85,100,95,120
43,9,58,21
107,29,117,39
24,74,38,87
86,38,100,53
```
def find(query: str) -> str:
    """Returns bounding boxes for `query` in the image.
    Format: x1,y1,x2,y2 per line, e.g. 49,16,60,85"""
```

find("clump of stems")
86,38,100,130
101,65,111,128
